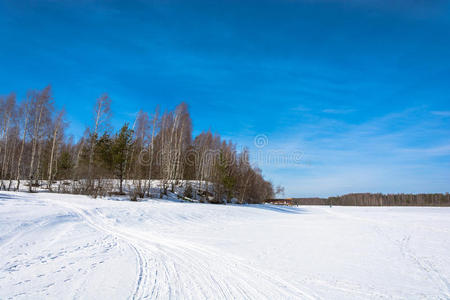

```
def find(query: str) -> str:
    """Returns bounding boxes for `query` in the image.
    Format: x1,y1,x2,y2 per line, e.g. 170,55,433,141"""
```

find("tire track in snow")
323,207,450,298
129,243,149,300
46,197,317,299
41,199,152,299
398,235,450,298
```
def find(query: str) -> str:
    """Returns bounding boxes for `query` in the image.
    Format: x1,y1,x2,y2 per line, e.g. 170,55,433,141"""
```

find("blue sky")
1,0,449,197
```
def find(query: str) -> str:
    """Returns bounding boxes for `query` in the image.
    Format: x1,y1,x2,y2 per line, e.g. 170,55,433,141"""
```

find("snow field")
1,192,449,299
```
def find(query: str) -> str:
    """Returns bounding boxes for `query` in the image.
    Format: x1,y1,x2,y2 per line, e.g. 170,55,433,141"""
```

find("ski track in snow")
323,207,450,298
50,198,314,299
1,192,450,299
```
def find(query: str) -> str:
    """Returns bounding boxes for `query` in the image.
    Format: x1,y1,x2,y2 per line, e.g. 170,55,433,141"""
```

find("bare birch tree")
47,109,65,191
87,93,111,189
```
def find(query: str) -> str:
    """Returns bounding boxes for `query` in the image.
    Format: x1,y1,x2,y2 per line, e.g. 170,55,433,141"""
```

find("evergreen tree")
112,124,134,194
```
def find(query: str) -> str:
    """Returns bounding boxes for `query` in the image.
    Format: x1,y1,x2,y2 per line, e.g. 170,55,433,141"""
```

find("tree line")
0,85,274,203
292,193,450,206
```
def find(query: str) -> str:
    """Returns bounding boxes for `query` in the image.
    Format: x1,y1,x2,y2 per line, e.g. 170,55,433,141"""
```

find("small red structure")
266,198,293,205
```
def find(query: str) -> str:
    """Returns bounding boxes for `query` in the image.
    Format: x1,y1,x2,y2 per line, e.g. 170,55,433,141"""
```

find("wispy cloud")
431,111,450,117
254,107,450,197
322,108,355,114
398,144,450,157
292,105,310,112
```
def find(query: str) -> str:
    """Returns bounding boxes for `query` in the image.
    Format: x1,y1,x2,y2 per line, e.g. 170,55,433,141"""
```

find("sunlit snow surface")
1,191,449,299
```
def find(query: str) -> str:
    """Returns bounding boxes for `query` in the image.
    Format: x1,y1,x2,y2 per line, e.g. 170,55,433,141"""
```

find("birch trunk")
28,99,44,192
88,100,102,184
16,102,30,191
47,112,62,191
147,109,158,196
0,112,11,189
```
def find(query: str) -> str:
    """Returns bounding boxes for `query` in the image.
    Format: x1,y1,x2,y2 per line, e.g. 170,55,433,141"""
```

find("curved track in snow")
50,198,314,299
1,192,450,299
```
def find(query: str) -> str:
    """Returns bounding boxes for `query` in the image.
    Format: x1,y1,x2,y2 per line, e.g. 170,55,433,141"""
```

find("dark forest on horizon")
283,193,450,206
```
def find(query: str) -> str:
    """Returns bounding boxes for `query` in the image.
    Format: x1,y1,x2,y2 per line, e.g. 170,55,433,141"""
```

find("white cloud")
431,111,450,117
254,107,450,197
322,108,355,114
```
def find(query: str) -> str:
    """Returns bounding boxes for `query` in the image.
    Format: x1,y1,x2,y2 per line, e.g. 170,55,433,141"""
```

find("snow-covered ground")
1,192,449,299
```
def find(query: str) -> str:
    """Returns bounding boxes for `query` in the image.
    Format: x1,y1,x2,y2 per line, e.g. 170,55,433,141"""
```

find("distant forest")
0,86,275,203
294,193,450,206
